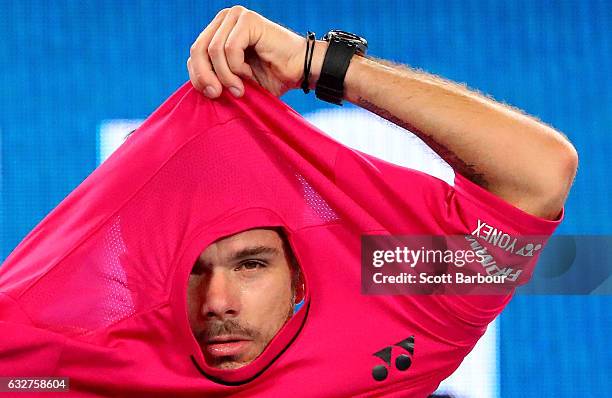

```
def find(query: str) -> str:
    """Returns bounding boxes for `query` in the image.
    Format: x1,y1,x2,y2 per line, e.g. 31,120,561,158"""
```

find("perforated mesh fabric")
296,173,339,224
19,215,136,335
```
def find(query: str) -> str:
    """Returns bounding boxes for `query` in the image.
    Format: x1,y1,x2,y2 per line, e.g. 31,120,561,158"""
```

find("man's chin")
210,357,252,370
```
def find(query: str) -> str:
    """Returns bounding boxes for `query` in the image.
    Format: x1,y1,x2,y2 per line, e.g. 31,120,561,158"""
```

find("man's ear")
294,273,305,304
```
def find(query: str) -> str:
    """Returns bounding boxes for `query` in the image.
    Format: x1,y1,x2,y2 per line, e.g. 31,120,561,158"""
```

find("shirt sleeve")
335,146,563,323
335,146,562,232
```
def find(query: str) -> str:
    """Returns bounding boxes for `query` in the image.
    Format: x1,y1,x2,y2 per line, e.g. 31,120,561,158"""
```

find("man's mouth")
204,335,253,358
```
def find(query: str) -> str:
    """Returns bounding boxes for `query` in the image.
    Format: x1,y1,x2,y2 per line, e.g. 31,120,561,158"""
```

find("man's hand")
187,6,311,98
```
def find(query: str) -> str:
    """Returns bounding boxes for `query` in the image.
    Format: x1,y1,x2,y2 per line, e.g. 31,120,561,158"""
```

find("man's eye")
236,260,266,271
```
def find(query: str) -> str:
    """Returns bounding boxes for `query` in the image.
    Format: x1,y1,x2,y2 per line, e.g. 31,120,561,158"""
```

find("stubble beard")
203,298,296,370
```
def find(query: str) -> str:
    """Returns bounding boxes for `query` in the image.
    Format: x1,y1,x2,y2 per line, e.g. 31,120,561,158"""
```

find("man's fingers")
225,12,258,81
207,7,246,97
188,9,228,95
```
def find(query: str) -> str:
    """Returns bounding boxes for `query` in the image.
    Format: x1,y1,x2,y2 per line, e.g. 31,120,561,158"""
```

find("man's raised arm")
187,6,577,220
329,53,577,220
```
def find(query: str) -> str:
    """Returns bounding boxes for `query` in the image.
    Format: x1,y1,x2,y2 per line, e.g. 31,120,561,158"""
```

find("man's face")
187,229,298,369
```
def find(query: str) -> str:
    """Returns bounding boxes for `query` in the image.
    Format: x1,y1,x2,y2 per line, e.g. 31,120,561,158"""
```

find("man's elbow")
560,140,579,187
534,140,578,220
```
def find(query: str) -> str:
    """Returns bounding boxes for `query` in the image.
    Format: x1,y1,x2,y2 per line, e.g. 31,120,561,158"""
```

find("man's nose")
201,270,240,319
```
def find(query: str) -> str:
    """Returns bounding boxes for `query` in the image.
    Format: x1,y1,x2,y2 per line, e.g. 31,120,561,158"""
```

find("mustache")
198,319,260,341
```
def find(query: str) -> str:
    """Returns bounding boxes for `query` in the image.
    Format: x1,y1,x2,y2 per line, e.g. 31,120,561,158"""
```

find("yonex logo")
371,335,415,382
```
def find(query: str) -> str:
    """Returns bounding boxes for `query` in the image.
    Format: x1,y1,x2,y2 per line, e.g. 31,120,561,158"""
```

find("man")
0,6,576,397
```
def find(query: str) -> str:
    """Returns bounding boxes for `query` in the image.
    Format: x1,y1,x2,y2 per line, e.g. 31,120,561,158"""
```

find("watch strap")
315,38,358,105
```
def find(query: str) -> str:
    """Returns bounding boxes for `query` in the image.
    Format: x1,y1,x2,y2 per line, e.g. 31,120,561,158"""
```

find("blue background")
1,0,610,395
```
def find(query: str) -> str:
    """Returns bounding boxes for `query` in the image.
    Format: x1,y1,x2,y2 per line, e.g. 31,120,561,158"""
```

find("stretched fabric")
0,80,561,397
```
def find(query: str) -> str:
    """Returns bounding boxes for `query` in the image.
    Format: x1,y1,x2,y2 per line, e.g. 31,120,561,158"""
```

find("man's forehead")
199,228,285,260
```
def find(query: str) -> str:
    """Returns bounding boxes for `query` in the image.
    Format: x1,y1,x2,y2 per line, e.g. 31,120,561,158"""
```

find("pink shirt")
0,80,562,397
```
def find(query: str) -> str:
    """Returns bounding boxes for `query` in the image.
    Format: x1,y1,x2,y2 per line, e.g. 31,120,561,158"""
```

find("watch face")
323,30,368,55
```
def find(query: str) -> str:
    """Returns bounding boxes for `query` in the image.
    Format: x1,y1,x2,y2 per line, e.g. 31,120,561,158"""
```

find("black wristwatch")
315,30,368,105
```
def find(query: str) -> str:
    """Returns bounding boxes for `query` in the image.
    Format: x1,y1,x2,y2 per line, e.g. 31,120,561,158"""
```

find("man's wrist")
307,40,329,90
305,39,368,100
